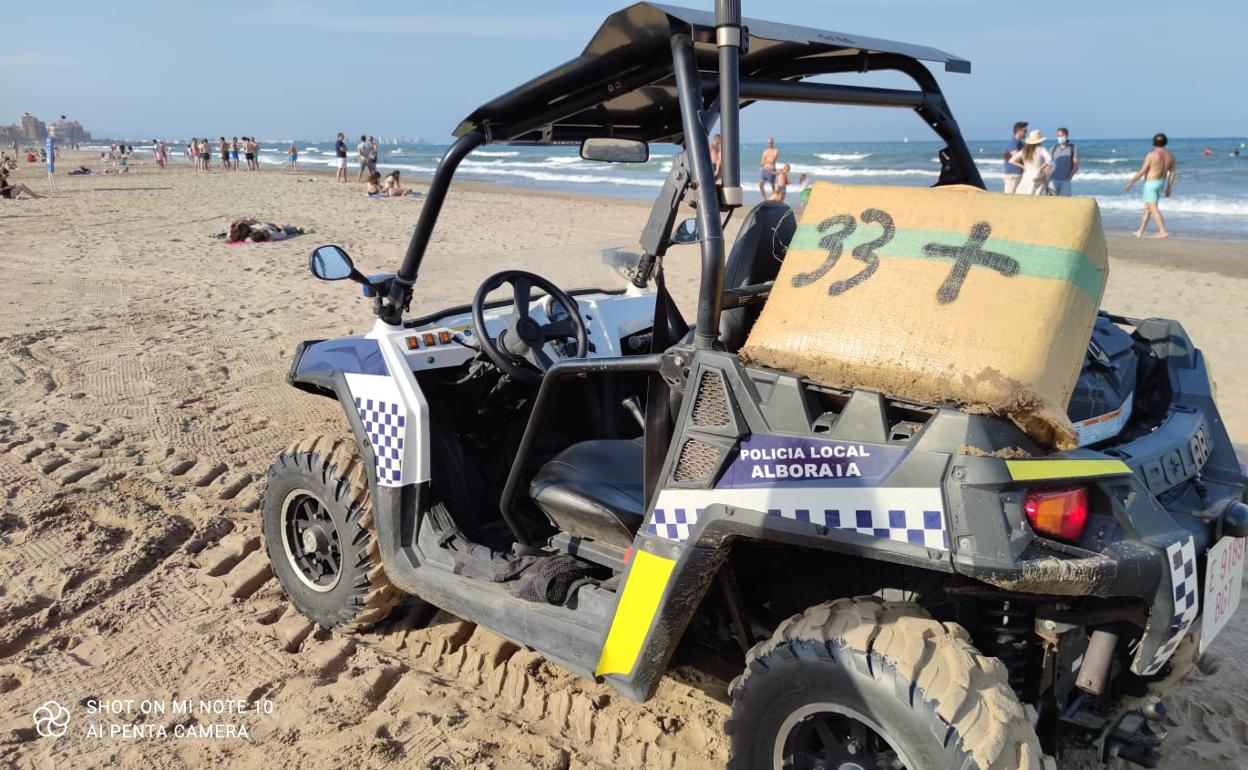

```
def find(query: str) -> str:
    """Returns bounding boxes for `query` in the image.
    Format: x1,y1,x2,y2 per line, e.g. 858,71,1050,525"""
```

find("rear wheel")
727,597,1053,770
262,435,401,630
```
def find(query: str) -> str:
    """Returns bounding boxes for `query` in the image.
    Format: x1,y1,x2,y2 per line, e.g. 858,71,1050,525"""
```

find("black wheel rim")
280,490,343,592
779,706,908,770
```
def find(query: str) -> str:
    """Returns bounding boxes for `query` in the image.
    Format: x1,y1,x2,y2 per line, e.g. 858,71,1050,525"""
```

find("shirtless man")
1124,132,1176,239
758,137,779,199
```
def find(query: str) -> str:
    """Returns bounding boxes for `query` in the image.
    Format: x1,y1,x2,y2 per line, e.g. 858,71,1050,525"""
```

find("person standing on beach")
230,137,239,170
367,137,379,175
1008,129,1052,195
1124,132,1176,239
1003,121,1028,193
1048,128,1078,196
770,163,791,202
200,138,211,172
357,135,371,181
710,133,722,180
335,132,348,182
758,137,779,199
288,143,298,171
219,137,229,170
251,138,261,170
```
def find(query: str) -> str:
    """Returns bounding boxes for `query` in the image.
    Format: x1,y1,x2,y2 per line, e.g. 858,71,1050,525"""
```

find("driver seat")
719,200,796,352
530,439,645,550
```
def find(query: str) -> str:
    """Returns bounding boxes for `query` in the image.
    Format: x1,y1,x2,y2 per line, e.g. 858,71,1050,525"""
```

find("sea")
147,136,1248,240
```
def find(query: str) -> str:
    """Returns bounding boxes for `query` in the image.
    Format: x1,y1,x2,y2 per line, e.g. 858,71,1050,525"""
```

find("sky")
2,0,1245,144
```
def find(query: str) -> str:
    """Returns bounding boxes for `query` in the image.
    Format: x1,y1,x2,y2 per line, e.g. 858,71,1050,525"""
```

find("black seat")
530,439,645,549
719,200,796,352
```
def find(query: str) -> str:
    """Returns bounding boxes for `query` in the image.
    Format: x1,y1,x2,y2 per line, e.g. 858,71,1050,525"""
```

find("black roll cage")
383,2,981,347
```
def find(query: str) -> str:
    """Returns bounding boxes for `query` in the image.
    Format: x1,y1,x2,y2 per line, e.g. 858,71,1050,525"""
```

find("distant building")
20,113,47,140
3,113,93,145
48,116,90,144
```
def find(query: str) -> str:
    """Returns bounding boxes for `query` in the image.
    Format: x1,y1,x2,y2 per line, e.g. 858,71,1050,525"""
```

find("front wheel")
727,597,1053,770
261,435,401,630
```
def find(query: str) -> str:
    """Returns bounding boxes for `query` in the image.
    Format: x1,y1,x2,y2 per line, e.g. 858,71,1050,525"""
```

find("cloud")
0,51,81,72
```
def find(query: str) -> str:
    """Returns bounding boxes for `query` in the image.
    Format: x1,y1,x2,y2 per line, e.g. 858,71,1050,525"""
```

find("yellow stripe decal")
1005,459,1132,481
595,550,677,677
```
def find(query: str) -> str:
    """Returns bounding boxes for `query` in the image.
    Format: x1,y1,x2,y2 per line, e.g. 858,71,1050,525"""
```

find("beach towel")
741,181,1108,449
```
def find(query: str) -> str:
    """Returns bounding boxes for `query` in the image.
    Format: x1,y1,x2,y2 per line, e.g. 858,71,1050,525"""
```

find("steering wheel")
471,270,588,383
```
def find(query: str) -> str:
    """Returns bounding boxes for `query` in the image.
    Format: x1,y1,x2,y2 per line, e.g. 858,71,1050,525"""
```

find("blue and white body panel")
294,285,658,488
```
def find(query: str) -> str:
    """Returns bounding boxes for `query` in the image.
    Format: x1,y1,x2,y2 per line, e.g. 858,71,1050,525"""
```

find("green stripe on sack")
788,223,1105,301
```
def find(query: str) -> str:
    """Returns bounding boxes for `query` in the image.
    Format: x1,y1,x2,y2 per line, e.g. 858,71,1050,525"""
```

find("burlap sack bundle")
741,182,1108,449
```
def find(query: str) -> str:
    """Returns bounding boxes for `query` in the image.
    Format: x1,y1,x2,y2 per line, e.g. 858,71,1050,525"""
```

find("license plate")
1200,536,1246,654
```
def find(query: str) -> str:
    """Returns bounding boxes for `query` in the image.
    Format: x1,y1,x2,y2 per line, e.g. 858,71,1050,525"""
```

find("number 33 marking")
791,208,896,296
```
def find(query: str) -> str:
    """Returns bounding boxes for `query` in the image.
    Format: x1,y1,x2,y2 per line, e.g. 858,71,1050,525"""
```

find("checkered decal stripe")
354,397,406,485
1142,536,1200,675
644,487,948,550
647,507,702,542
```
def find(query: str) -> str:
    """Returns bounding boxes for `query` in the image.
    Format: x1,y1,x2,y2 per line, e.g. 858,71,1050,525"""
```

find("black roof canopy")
453,2,971,145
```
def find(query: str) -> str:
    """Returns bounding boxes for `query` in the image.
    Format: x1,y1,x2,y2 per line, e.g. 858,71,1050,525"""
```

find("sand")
0,153,1245,768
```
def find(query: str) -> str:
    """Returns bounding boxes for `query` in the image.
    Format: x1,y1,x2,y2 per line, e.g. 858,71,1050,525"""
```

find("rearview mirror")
581,138,649,164
671,217,699,245
309,245,355,281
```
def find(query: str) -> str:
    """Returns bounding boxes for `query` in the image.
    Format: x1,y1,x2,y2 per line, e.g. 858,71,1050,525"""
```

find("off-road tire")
727,596,1053,770
262,434,401,631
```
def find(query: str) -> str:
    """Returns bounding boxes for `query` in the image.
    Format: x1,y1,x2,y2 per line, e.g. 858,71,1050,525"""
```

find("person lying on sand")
221,219,312,243
384,170,418,197
0,168,42,199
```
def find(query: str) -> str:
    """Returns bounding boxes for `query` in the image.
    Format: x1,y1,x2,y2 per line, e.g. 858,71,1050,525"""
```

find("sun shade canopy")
454,2,971,145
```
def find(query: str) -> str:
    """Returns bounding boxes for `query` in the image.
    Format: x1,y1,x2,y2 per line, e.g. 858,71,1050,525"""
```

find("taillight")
1024,486,1089,543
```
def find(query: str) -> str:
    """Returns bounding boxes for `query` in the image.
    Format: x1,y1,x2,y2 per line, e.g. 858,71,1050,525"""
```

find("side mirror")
580,137,649,164
309,244,356,281
671,217,699,245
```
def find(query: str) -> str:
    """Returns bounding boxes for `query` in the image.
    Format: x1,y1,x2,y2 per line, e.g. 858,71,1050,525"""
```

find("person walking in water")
1124,132,1177,239
1008,129,1052,195
758,137,779,199
288,143,298,171
1002,121,1028,194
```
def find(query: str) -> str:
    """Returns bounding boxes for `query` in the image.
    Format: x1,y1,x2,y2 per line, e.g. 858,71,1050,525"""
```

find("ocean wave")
816,152,871,161
1088,158,1130,164
1093,196,1248,217
460,158,590,171
798,165,935,177
456,165,664,187
472,150,520,157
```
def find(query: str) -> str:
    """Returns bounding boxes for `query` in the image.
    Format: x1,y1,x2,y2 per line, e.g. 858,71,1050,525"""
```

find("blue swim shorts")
1142,179,1165,204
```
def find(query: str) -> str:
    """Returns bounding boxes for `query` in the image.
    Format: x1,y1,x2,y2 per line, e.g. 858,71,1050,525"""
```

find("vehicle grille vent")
674,439,719,482
691,370,730,426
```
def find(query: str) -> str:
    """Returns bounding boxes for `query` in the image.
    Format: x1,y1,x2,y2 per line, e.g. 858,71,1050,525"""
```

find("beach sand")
0,153,1245,768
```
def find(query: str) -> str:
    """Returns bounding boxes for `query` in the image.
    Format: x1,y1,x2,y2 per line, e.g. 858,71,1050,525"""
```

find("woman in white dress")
1009,129,1053,195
